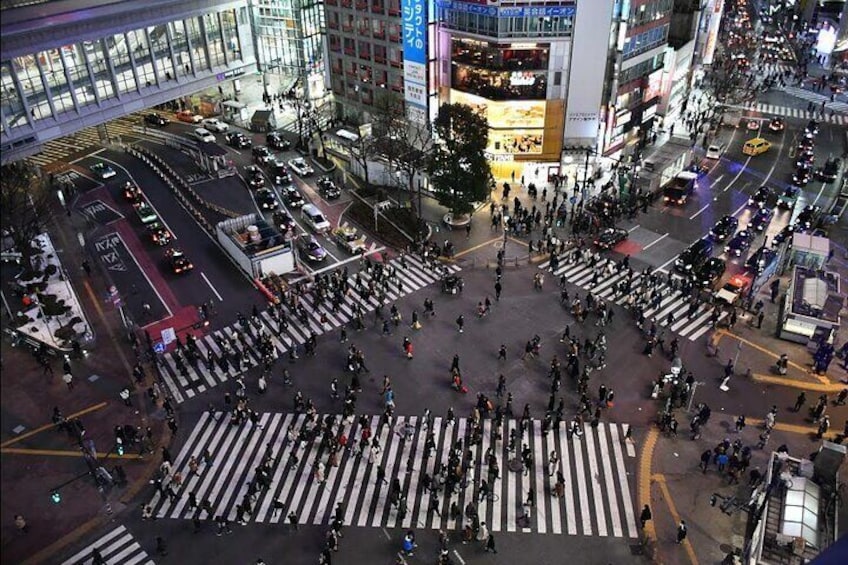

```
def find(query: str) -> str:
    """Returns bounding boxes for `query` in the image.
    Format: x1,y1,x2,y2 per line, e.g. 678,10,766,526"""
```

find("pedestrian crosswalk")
147,411,637,538
740,102,848,125
61,525,154,565
26,116,140,168
758,62,795,78
779,85,848,114
158,255,460,404
538,256,723,342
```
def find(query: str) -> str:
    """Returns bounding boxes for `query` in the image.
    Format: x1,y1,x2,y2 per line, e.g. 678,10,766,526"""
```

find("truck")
662,171,699,205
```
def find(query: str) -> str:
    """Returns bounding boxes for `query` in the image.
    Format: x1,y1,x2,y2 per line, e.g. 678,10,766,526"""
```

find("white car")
288,158,314,177
193,128,216,143
301,204,330,234
201,118,229,132
705,144,725,160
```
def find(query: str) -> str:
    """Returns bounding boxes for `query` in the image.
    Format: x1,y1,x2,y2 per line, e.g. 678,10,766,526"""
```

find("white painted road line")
641,232,669,251
200,271,224,302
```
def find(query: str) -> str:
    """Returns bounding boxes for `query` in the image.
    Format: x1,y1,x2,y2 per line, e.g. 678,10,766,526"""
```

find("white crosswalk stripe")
742,101,848,125
538,256,724,341
759,62,795,77
60,525,154,565
157,256,461,404
26,116,140,168
779,85,848,113
147,412,637,538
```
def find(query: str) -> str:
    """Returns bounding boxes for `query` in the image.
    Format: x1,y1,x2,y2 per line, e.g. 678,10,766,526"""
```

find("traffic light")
51,490,61,504
116,439,125,456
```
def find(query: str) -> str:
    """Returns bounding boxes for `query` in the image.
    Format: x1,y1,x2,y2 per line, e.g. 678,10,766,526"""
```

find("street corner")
613,238,643,256
141,305,204,351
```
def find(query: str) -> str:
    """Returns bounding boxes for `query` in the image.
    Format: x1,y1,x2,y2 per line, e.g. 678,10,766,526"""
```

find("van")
705,143,725,159
301,204,330,234
742,138,770,156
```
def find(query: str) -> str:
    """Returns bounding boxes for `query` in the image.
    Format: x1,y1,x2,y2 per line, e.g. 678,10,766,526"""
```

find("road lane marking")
722,154,753,192
811,182,827,206
628,225,641,233
688,204,710,220
112,231,173,318
654,474,700,565
200,271,223,302
642,233,669,251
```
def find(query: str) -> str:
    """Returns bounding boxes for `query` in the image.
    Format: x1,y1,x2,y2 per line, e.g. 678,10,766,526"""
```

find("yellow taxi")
742,137,771,156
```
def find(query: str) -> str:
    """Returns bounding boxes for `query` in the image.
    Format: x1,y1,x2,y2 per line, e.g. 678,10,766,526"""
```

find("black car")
255,188,279,210
252,145,273,164
317,176,341,200
268,160,292,185
745,247,776,275
797,136,814,151
750,207,774,232
694,257,726,288
792,164,812,186
795,152,814,168
777,186,801,210
796,205,821,229
225,132,252,149
726,229,754,257
804,119,819,137
593,227,628,250
272,209,297,234
748,186,772,208
674,238,713,273
772,223,798,245
816,158,841,182
144,112,169,126
267,131,291,151
244,165,265,189
279,184,305,208
710,215,738,241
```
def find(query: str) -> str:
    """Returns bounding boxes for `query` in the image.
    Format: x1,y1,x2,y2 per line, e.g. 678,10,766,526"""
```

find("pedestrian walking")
548,450,559,476
119,387,132,408
456,315,465,333
640,505,652,528
676,521,687,543
794,392,807,412
477,521,489,544
287,511,298,531
14,514,28,534
63,372,74,390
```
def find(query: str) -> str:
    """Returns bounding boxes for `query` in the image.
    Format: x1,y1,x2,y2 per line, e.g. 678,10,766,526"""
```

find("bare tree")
348,132,377,190
0,162,53,260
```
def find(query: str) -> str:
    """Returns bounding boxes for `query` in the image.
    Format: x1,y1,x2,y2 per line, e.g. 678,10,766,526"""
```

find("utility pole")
582,148,592,202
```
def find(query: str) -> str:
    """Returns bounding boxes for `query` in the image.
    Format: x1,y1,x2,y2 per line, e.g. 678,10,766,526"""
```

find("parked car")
726,229,754,257
777,186,801,210
301,203,330,233
279,184,305,208
745,247,776,275
705,143,725,159
255,188,279,210
767,117,784,132
288,158,314,177
134,201,158,224
750,207,774,231
674,238,713,272
165,248,193,274
192,128,216,143
694,257,726,288
772,223,798,245
144,112,169,126
296,234,327,262
748,186,772,208
146,222,172,246
225,132,252,149
593,227,628,250
269,160,292,185
267,131,291,151
317,176,341,200
710,215,739,241
175,110,203,123
816,158,841,182
332,225,367,254
252,146,274,165
244,165,265,189
123,182,142,203
804,119,819,137
90,162,116,180
201,118,229,132
272,209,297,234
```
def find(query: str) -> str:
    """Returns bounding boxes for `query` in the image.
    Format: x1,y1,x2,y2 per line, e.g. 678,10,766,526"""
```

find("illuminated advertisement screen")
644,69,663,102
451,90,545,129
402,0,427,120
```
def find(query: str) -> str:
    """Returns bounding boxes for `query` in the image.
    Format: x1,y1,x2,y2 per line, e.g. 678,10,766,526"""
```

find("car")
710,215,739,241
767,117,784,132
795,146,815,164
705,144,725,159
804,119,819,137
726,229,754,257
748,186,772,208
252,145,274,165
674,238,714,273
288,158,314,177
332,226,367,254
134,201,158,224
317,176,341,200
201,118,229,132
146,222,172,246
165,248,194,274
296,234,328,262
797,136,814,150
746,119,760,131
796,205,821,229
750,207,774,231
123,182,142,202
777,186,801,209
772,223,798,245
175,110,203,123
90,162,116,179
268,160,292,185
267,131,291,151
694,257,726,288
144,112,169,127
745,247,776,275
714,274,750,305
301,203,331,233
279,184,305,208
792,164,812,186
742,137,770,156
255,188,278,210
272,209,297,235
225,132,252,149
816,158,841,182
244,165,265,189
193,128,216,143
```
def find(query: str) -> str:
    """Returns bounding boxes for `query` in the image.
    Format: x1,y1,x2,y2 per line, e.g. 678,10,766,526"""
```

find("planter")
443,213,472,229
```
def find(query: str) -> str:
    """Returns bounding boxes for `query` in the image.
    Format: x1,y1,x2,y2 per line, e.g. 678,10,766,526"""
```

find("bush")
345,201,412,250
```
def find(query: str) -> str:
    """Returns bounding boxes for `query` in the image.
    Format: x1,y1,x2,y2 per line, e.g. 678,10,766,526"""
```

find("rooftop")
790,266,842,323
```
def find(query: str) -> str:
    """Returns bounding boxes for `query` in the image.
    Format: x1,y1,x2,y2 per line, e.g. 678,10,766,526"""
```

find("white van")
301,204,330,234
705,143,725,159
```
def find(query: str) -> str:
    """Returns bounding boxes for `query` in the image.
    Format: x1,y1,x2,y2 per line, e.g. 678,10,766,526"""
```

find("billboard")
402,0,427,123
702,0,724,66
450,90,545,129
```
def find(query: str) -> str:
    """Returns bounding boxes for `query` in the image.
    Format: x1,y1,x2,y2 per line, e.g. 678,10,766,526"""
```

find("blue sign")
153,342,165,353
402,0,427,66
436,0,575,18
